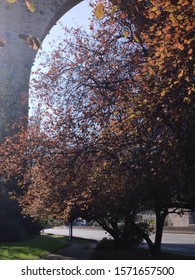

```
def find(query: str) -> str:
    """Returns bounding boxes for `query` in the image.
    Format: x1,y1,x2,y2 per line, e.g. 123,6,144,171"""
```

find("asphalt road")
43,226,110,241
43,226,195,257
157,233,195,256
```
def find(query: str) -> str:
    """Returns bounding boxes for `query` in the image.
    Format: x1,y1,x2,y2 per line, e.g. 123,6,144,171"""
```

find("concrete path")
41,239,97,260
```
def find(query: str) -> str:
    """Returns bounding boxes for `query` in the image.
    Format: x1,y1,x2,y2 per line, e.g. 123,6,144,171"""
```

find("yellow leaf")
94,3,104,20
148,12,156,19
178,69,184,78
6,0,17,3
25,0,36,13
169,13,179,26
177,15,183,21
176,43,184,51
122,30,128,38
164,6,177,12
133,34,140,44
129,113,136,119
151,6,157,12
156,30,162,36
186,76,190,82
30,36,42,50
111,5,118,14
18,34,42,50
161,90,166,97
155,51,161,57
184,38,193,45
147,127,151,132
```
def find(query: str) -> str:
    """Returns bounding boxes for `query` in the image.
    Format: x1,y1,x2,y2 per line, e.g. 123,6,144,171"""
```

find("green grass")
0,235,69,260
1,235,194,260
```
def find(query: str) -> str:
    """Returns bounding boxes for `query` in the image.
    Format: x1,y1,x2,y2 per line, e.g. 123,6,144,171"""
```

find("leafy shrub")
0,220,25,242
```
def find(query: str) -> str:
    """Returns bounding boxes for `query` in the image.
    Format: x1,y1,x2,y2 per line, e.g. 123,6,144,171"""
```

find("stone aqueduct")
0,0,82,140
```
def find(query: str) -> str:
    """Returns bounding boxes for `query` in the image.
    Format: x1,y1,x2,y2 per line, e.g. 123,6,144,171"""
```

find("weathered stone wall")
0,0,82,140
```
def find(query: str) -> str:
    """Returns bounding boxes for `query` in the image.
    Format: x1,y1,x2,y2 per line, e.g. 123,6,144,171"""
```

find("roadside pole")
69,221,73,241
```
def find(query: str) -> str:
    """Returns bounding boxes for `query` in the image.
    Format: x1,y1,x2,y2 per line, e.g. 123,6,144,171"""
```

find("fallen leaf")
25,0,36,13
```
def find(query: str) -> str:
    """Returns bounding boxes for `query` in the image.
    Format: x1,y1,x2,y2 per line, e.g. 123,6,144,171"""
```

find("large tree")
0,0,194,258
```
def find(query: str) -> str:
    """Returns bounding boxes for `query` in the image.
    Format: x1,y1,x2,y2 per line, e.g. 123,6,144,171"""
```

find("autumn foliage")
0,0,194,257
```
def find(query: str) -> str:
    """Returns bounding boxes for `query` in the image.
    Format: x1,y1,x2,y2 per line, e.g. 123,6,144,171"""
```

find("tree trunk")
128,217,155,257
152,208,168,259
96,218,120,244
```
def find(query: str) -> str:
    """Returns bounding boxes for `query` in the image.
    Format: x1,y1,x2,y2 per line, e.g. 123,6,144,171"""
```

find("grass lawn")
0,235,69,260
1,235,194,260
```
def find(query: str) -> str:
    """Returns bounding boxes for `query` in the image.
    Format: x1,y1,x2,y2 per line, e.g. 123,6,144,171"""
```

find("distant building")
138,210,195,227
167,211,195,227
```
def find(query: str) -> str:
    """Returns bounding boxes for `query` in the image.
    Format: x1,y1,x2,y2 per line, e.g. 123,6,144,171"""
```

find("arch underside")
42,0,83,41
0,0,84,139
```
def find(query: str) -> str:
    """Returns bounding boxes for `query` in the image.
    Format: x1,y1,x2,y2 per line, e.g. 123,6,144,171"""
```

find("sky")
29,1,93,115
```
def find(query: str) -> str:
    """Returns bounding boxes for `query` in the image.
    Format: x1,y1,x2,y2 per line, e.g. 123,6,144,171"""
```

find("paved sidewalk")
41,240,97,260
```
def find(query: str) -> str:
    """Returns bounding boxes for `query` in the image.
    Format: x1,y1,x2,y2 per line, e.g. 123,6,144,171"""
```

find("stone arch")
0,0,83,140
43,0,83,42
